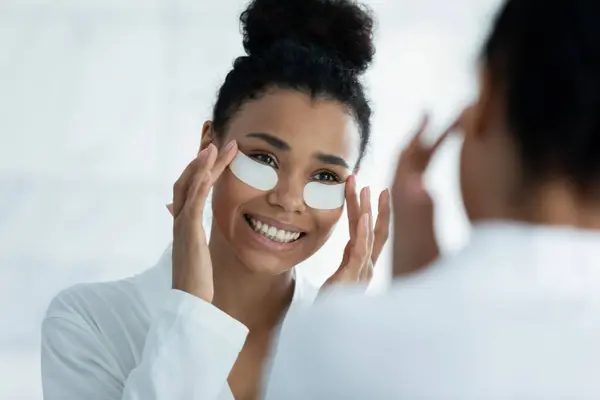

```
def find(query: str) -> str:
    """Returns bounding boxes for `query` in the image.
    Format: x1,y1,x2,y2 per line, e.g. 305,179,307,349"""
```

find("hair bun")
240,0,375,74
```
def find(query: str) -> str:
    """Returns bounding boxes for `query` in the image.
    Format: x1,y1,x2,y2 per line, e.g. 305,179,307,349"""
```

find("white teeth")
248,217,302,243
276,230,285,241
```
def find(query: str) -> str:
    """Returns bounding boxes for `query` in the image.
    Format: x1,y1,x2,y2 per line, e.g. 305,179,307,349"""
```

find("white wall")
0,0,500,397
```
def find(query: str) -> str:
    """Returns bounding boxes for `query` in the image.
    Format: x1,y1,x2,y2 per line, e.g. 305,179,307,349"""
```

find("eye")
249,153,278,168
312,170,341,184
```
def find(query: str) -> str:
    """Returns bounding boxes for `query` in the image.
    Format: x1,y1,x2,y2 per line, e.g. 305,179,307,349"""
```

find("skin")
391,65,600,277
170,88,390,400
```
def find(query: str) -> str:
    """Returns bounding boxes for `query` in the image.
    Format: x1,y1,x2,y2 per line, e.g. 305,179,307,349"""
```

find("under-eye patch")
229,150,278,191
304,181,345,210
229,151,346,210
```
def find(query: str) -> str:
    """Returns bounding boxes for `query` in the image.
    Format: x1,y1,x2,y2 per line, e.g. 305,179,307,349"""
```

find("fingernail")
207,143,216,156
384,188,392,203
198,148,208,160
225,140,237,151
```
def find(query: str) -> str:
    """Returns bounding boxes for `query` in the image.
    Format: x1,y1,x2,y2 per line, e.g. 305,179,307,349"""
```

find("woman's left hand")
321,176,391,289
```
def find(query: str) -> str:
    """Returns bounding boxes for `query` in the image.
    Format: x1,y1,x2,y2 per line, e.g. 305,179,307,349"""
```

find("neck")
480,179,600,230
208,226,295,332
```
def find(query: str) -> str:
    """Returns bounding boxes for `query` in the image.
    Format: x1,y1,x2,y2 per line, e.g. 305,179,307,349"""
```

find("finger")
406,114,459,175
362,186,374,249
340,240,352,267
172,149,208,218
429,114,461,154
347,213,370,279
345,175,360,244
371,189,391,264
185,144,218,218
359,259,373,282
326,241,352,284
186,169,213,219
357,187,373,250
203,143,219,176
392,114,430,187
414,113,462,173
405,113,430,154
209,140,238,183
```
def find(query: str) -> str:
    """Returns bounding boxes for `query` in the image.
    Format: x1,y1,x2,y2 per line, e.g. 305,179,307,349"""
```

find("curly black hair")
483,0,600,194
211,0,376,170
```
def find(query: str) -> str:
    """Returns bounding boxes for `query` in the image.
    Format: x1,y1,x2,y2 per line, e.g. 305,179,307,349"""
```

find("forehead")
223,89,361,166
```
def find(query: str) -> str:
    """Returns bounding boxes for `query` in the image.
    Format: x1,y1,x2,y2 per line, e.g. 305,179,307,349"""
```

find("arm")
41,289,248,399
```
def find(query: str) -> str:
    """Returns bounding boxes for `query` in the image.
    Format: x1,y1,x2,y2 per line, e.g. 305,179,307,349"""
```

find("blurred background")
1,0,501,397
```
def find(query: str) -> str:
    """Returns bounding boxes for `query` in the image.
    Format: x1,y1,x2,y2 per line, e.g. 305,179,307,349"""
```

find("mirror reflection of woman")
40,0,390,399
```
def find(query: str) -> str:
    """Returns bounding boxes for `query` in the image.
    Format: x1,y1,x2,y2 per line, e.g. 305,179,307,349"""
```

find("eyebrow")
246,131,350,169
246,132,290,151
315,152,350,169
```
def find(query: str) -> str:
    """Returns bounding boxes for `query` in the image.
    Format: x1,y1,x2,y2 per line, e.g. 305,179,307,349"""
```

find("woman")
264,0,600,398
40,0,390,399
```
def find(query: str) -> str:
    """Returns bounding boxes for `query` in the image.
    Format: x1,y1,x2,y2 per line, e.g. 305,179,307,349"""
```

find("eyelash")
250,153,278,168
313,171,342,183
249,153,342,184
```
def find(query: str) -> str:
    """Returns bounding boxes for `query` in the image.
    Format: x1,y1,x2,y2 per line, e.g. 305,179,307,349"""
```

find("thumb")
166,203,174,216
324,214,369,287
406,173,431,203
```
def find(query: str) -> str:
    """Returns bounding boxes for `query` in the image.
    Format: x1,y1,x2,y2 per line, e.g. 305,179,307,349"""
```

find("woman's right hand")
391,113,461,277
170,141,238,303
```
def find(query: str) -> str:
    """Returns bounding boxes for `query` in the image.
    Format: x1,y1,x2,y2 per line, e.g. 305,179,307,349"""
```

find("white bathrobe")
264,222,600,399
41,244,319,399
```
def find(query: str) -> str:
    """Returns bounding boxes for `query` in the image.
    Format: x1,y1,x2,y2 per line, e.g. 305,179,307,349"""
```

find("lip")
245,213,305,233
242,215,305,252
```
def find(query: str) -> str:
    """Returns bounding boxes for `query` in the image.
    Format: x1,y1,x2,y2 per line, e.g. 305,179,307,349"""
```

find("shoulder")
41,273,158,377
44,246,172,330
276,255,494,363
42,273,154,355
278,252,518,358
45,276,144,324
286,262,465,330
267,266,485,398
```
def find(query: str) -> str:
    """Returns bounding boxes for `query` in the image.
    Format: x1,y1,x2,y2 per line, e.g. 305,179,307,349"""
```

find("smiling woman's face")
209,88,361,275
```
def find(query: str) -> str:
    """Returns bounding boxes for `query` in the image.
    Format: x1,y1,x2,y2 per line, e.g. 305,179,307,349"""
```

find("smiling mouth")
243,214,306,244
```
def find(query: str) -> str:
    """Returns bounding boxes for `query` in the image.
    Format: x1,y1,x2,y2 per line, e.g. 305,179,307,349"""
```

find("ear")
468,66,495,140
199,121,213,154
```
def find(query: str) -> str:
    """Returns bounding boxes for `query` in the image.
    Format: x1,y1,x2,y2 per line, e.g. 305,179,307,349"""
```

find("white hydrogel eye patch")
229,151,346,210
229,151,278,191
304,181,346,210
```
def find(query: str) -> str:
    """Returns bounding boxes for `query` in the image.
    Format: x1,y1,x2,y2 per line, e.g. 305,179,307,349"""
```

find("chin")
237,250,296,275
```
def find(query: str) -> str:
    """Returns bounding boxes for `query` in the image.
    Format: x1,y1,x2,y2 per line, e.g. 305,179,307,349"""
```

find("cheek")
211,171,255,234
312,208,343,242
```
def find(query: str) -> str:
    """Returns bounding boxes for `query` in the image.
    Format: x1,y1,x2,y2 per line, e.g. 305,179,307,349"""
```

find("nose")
267,175,306,214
